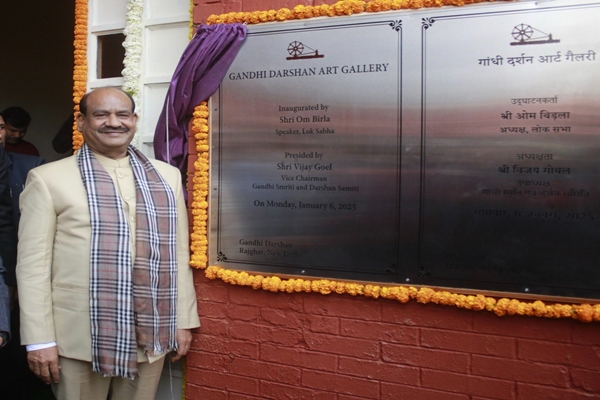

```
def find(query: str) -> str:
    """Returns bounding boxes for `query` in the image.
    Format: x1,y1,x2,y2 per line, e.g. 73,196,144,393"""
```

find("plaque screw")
301,270,305,274
524,288,529,292
405,278,410,282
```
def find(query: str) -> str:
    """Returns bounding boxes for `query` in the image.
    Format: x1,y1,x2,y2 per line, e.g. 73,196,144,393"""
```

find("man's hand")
170,329,192,362
27,346,60,384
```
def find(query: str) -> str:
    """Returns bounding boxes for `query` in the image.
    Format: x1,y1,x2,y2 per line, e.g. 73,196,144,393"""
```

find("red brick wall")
186,272,600,399
187,2,600,398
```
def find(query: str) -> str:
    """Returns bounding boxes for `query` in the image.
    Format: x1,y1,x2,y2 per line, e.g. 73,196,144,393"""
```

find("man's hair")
79,88,136,116
1,107,31,128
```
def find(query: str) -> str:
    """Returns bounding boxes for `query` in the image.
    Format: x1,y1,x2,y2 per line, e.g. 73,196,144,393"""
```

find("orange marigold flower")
416,287,434,304
573,303,594,323
494,298,510,317
593,304,600,322
505,299,520,316
205,266,220,279
363,284,381,298
251,275,264,290
531,300,547,317
276,8,293,21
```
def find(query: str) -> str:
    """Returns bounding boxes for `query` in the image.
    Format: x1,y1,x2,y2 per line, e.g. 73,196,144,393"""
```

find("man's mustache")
98,127,129,133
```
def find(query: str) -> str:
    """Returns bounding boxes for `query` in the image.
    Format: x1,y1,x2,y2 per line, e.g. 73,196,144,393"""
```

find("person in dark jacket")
0,118,16,347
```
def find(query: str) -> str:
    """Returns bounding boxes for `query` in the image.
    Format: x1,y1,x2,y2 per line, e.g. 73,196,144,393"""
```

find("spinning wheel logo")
286,41,325,60
510,24,560,46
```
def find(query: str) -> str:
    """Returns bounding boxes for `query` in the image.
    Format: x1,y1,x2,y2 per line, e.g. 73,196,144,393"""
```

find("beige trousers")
51,356,165,400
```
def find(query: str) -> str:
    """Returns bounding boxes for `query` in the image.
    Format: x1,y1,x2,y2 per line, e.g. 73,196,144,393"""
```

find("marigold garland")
189,0,195,40
189,102,210,269
202,266,600,322
72,0,88,151
122,0,144,148
189,0,600,323
205,0,494,25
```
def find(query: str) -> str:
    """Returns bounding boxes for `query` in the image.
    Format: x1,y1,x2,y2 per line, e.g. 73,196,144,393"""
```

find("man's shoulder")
148,157,178,171
148,158,181,182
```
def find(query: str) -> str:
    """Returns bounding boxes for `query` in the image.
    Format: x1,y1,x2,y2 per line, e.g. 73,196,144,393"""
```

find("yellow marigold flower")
532,300,547,317
237,271,250,286
458,294,470,309
363,285,380,298
311,280,330,295
494,298,510,317
205,266,220,279
471,295,486,311
409,0,425,9
266,10,277,20
346,283,363,296
379,286,390,299
334,282,346,294
408,286,418,298
522,303,534,316
293,4,307,18
276,8,292,21
485,297,496,311
398,287,410,303
351,0,366,13
416,287,434,304
553,304,573,318
593,304,600,322
316,4,329,16
284,279,294,292
573,303,594,323
257,11,269,22
438,291,452,306
367,1,381,12
248,13,260,24
250,275,263,290
543,305,557,318
505,299,520,316
302,280,312,293
292,279,304,292
266,276,282,292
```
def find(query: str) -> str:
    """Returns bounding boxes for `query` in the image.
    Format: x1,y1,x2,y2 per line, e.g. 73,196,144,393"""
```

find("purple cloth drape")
153,23,247,176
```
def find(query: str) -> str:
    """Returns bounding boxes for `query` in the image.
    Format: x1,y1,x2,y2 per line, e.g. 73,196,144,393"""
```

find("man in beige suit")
16,87,200,400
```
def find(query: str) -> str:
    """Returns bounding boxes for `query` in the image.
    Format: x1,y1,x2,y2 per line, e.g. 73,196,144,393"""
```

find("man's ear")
75,113,85,132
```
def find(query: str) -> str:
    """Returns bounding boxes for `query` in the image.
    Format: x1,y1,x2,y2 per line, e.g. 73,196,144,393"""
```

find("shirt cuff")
26,342,57,352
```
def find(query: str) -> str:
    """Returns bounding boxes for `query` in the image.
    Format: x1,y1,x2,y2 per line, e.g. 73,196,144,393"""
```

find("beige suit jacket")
16,153,200,362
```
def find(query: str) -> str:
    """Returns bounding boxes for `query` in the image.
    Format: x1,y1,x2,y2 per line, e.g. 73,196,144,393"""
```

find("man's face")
4,122,27,144
0,116,5,147
76,88,137,159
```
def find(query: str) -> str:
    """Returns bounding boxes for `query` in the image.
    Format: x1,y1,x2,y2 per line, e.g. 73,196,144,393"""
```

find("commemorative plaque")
210,0,600,299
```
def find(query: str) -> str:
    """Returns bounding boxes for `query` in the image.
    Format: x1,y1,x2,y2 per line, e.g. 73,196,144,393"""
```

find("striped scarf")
77,143,178,378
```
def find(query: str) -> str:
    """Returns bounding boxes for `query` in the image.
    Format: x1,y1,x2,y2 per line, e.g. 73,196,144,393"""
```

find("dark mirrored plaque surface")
210,0,600,299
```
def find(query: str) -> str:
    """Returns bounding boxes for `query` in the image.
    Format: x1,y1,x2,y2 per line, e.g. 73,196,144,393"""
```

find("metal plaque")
210,0,600,299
